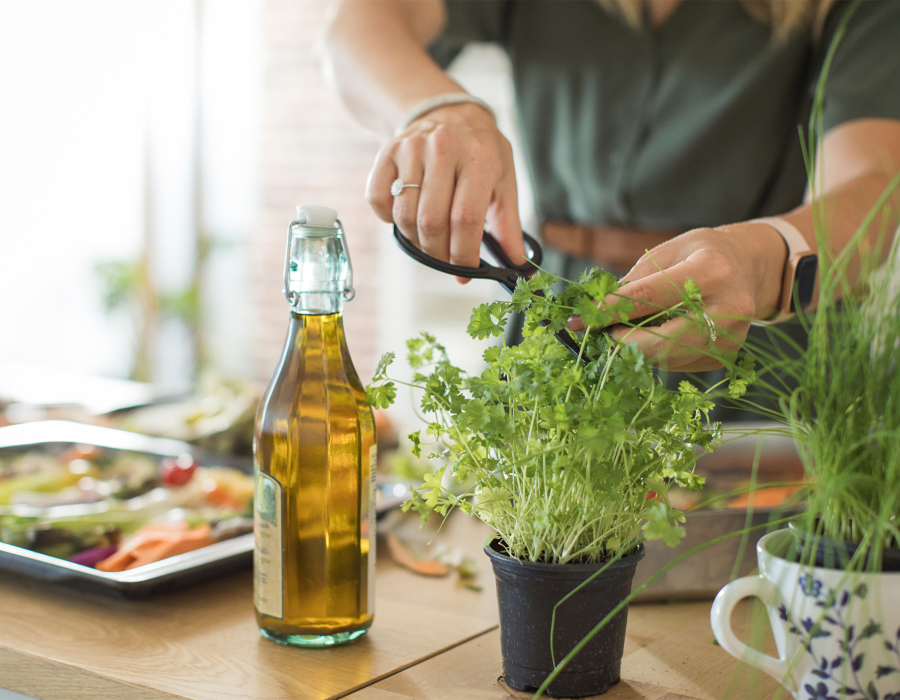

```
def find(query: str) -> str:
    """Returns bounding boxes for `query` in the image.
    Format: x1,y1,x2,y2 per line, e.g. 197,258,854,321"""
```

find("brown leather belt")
540,220,684,272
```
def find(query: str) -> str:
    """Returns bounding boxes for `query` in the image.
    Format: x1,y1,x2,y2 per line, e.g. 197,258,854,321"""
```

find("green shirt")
430,0,900,230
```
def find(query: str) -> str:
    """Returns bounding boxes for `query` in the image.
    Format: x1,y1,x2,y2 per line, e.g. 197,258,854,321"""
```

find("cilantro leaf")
726,355,757,399
366,382,396,409
467,302,510,339
573,296,614,330
372,351,395,380
510,277,533,312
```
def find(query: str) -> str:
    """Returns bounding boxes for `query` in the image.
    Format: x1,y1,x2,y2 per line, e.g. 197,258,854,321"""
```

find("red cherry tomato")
160,453,199,487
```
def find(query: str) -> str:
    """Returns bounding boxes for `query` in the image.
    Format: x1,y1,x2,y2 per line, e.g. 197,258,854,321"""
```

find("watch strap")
750,217,817,325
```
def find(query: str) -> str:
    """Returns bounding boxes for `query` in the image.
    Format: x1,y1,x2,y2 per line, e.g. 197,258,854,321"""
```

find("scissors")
392,225,588,364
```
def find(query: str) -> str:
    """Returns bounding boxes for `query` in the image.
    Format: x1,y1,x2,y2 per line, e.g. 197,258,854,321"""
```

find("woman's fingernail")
566,316,584,330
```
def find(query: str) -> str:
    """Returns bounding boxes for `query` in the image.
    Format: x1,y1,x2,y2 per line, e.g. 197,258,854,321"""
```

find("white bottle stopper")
296,205,338,228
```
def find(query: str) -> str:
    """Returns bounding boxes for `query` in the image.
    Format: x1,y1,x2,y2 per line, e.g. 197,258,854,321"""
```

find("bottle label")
368,443,377,615
254,469,283,619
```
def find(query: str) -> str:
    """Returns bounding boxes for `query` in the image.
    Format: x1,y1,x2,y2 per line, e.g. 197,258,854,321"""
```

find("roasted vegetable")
0,446,253,570
94,523,214,571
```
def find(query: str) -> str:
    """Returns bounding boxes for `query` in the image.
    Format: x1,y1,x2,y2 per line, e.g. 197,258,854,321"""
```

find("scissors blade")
392,225,589,365
525,288,589,365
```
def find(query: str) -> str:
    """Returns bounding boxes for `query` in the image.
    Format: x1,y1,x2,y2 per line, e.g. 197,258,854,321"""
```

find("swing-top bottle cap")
284,205,355,313
295,205,338,228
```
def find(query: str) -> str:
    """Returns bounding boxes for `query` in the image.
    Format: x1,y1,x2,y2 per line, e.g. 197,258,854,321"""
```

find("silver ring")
391,178,421,196
702,312,717,344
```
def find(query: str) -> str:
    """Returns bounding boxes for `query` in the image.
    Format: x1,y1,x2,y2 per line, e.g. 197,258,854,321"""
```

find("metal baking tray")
0,420,410,598
632,507,798,602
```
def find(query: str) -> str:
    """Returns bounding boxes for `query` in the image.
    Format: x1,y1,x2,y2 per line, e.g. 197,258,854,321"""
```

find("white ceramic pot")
711,529,900,699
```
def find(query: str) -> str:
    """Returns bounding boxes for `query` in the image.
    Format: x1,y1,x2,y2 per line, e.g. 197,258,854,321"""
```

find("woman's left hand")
567,223,787,372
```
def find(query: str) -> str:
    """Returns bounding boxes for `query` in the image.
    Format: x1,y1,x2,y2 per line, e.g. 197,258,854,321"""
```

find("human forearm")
575,120,900,370
319,0,463,137
716,170,900,321
786,118,900,297
720,119,900,317
319,0,524,269
781,169,900,293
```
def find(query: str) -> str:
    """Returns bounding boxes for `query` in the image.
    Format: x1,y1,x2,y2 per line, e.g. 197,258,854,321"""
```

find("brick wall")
252,0,383,383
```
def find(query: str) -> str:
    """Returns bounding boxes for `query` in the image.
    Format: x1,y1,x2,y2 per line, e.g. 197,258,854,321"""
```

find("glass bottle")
253,204,376,647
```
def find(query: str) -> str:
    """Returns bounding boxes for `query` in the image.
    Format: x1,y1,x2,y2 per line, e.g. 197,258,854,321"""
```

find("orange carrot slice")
95,523,214,571
727,485,803,509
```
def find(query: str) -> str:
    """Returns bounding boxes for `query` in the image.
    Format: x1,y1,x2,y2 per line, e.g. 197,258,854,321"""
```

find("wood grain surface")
0,510,785,700
348,601,785,700
0,513,499,700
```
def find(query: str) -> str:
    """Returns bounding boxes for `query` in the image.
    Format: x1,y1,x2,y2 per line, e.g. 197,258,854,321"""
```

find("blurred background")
0,0,536,435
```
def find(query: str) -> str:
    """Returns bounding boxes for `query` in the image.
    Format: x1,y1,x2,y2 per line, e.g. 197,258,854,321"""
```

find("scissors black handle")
392,225,541,294
392,225,588,365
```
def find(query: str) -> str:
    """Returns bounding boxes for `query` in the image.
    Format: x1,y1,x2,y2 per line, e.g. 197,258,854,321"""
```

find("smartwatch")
750,217,818,325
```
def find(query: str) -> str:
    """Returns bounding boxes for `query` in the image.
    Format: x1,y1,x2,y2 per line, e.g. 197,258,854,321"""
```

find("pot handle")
710,575,796,693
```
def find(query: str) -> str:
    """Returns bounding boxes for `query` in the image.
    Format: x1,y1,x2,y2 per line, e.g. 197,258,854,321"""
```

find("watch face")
792,255,818,312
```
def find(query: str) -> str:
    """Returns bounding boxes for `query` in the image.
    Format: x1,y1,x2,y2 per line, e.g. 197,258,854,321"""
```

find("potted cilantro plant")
368,268,753,697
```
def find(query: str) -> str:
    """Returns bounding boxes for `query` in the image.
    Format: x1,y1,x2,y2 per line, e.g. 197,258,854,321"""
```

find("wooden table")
0,512,784,700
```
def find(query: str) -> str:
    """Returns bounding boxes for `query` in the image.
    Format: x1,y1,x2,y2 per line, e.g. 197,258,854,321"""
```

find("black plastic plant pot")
484,538,645,698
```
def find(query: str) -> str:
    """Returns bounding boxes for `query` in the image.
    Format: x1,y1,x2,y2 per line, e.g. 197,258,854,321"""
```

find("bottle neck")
291,292,344,316
291,308,343,320
286,312,349,355
284,224,351,315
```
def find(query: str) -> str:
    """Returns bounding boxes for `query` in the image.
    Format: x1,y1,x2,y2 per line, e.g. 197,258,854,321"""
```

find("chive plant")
729,0,900,569
739,178,900,569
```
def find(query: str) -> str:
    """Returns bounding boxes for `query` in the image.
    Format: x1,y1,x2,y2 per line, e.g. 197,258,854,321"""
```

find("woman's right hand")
365,101,526,275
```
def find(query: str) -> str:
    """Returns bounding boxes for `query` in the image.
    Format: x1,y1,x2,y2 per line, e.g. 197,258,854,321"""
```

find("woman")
319,0,900,370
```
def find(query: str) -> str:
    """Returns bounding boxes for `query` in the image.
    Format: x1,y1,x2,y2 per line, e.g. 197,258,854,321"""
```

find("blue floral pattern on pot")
712,531,900,700
777,575,899,699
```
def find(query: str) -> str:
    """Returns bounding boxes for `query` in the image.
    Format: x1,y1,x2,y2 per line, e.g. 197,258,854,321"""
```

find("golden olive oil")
253,207,375,647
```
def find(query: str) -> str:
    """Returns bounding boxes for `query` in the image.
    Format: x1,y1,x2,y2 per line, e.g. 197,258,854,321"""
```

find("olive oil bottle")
254,205,376,647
